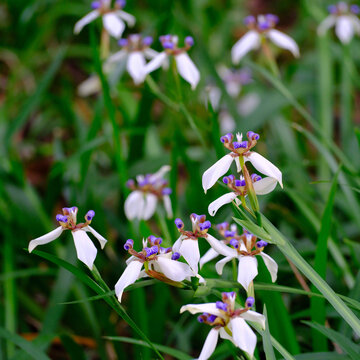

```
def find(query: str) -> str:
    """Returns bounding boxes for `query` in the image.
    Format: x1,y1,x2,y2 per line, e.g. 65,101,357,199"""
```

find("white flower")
231,14,300,63
74,0,135,39
214,231,278,291
202,131,283,193
318,3,360,44
180,292,265,359
28,207,107,269
115,236,193,302
144,35,200,89
124,165,173,221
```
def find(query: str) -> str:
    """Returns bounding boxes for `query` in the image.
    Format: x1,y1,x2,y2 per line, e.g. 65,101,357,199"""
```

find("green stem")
261,39,280,78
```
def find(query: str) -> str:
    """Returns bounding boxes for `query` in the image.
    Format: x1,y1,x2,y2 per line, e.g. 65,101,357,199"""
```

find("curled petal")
317,15,337,36
71,230,97,269
127,52,146,84
215,256,234,275
180,303,224,317
266,29,300,57
202,154,234,193
206,234,237,258
230,317,257,357
175,53,200,90
179,238,200,274
336,16,354,43
245,151,283,188
142,193,158,220
115,260,143,302
74,10,100,34
155,256,193,281
103,13,125,38
240,310,266,330
116,10,136,27
163,195,173,218
237,256,258,291
259,252,278,283
83,225,107,249
208,192,237,216
253,177,278,195
200,247,220,268
124,191,145,220
28,226,63,253
198,329,219,360
144,52,168,74
231,31,260,64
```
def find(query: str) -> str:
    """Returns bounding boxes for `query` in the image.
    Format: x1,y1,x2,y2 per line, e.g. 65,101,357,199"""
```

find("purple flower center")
246,296,255,308
171,252,180,260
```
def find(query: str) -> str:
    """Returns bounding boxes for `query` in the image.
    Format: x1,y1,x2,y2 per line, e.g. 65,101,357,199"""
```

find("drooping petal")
237,256,258,291
28,226,64,253
198,329,219,360
215,256,235,275
163,195,173,218
155,256,193,281
259,252,278,283
230,317,257,357
336,16,354,44
179,238,200,274
180,303,224,317
175,52,200,90
103,13,125,38
245,151,283,188
144,52,168,74
208,192,237,216
71,230,98,269
107,49,127,64
231,31,261,64
206,234,238,258
202,154,234,193
116,10,136,27
74,10,100,34
240,310,266,329
253,177,278,195
124,190,145,220
126,52,146,84
266,29,300,57
200,248,220,268
172,235,184,253
142,193,158,220
115,260,143,302
317,15,337,36
83,225,107,249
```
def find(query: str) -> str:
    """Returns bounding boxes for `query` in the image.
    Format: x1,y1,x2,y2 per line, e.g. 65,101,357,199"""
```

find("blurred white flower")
232,14,300,63
144,35,200,89
28,207,107,269
318,2,360,43
124,165,173,221
180,292,265,359
74,0,135,39
202,131,283,193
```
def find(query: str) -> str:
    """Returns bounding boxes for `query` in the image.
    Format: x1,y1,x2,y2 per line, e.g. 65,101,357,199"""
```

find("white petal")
71,230,97,269
77,75,101,97
180,303,223,317
317,15,337,36
240,310,266,329
149,165,171,182
200,248,220,268
114,260,143,302
179,238,200,274
172,235,183,253
155,256,193,281
28,226,63,253
116,10,136,27
74,10,100,34
107,49,127,64
143,48,159,59
127,52,146,84
237,256,258,291
103,13,125,39
205,234,237,258
125,255,136,265
219,327,236,345
208,192,237,216
144,52,168,74
124,191,144,220
163,195,173,218
259,252,278,283
142,193,157,220
266,29,300,57
336,16,354,44
351,16,360,35
231,31,260,64
230,317,257,357
175,53,200,90
245,152,283,188
198,329,219,360
202,154,234,193
83,225,107,249
215,256,234,275
253,177,278,195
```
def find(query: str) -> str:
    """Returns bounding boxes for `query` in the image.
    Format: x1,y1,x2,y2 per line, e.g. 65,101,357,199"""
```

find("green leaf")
262,305,276,360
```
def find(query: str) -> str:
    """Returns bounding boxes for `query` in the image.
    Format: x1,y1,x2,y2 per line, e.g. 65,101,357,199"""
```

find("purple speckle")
185,36,194,46
91,1,101,9
143,36,153,46
230,238,239,249
216,222,229,230
258,21,271,31
245,296,255,308
124,239,134,251
86,210,95,220
223,176,230,184
171,252,180,260
175,218,184,229
327,5,337,14
233,141,248,149
247,131,260,141
251,173,262,182
220,133,233,143
216,301,228,311
224,230,235,238
208,314,217,322
116,0,126,8
351,5,360,14
266,14,279,25
162,187,172,195
118,38,129,47
228,175,235,181
197,315,205,323
256,240,268,248
159,34,172,42
56,214,66,222
199,220,211,231
244,15,256,26
126,179,135,188
162,41,174,49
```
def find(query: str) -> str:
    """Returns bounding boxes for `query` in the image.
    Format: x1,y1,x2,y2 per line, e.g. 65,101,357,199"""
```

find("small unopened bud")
245,296,255,308
175,218,184,229
124,239,134,251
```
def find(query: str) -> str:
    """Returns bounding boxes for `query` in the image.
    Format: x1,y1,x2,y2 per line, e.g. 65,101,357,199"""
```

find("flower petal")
144,52,168,74
74,10,100,34
205,234,237,258
142,193,157,220
198,329,219,360
103,13,125,38
317,15,337,36
155,256,193,281
83,225,107,249
215,256,234,275
180,303,223,317
77,75,101,97
259,252,278,283
126,52,146,84
351,16,360,35
124,190,145,220
200,248,220,268
28,226,63,253
240,310,266,330
237,256,258,291
144,48,159,59
71,230,97,269
179,238,200,274
149,165,171,182
231,31,260,64
163,195,173,218
107,49,127,64
175,53,200,90
116,10,136,27
219,327,236,345
208,192,237,216
253,177,278,195
230,317,257,357
336,16,354,44
245,151,283,188
202,154,234,193
266,29,300,57
115,260,143,302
